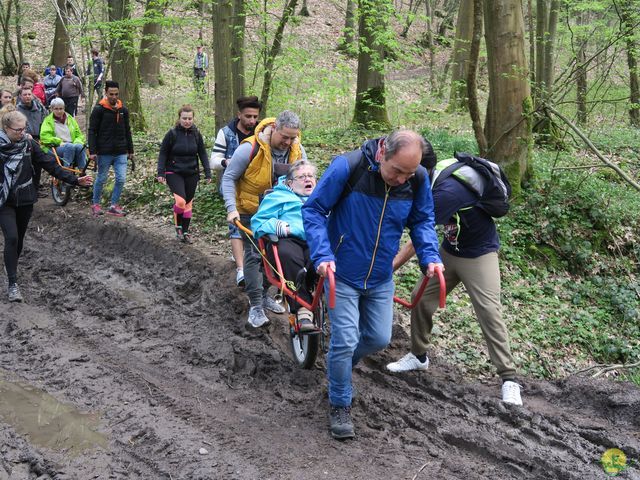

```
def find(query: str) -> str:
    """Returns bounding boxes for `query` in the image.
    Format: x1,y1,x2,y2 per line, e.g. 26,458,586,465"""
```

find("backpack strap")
432,161,465,191
338,149,367,201
248,138,260,163
338,148,426,201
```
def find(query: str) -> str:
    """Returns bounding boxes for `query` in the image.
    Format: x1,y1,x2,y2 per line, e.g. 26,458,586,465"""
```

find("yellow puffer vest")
235,117,303,214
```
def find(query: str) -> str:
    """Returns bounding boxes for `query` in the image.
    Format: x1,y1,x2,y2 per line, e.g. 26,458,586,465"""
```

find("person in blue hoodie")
302,129,443,440
251,160,317,332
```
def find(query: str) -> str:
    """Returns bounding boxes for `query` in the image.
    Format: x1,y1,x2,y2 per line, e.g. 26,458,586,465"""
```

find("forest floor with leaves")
0,199,638,479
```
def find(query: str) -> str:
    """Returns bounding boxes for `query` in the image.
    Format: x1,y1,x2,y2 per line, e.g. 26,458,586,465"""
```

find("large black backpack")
431,152,512,218
336,148,425,201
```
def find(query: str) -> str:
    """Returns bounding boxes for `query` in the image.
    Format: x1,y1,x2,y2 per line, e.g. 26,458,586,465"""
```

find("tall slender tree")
448,0,475,111
231,0,246,100
213,0,235,132
50,0,71,66
483,0,532,193
0,0,18,74
260,0,298,115
337,0,356,53
138,0,167,87
620,0,640,127
108,0,146,131
353,0,391,128
575,11,588,126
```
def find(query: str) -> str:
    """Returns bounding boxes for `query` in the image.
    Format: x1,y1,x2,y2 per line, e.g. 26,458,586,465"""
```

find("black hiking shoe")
329,405,355,439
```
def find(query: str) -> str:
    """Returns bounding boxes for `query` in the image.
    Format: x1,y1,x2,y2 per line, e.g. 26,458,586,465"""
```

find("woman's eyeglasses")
293,174,316,181
6,126,26,134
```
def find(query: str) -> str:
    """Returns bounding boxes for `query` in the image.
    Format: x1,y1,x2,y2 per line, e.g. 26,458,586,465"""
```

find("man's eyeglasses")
6,126,26,134
293,174,316,181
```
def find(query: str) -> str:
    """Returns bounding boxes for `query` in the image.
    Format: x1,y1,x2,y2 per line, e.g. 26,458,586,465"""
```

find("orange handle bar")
393,265,446,309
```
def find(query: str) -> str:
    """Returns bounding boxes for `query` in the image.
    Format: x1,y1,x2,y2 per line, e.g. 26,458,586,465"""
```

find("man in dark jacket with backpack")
88,80,134,217
387,145,522,407
303,130,443,440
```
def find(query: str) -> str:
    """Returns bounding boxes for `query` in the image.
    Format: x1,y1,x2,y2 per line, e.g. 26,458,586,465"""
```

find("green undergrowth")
125,120,640,387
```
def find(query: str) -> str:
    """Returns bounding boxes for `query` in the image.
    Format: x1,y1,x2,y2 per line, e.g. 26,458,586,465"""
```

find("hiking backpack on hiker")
431,152,512,217
335,148,426,201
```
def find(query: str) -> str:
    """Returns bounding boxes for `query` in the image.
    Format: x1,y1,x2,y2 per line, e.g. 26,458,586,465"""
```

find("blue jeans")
92,154,127,205
56,143,86,169
327,278,395,407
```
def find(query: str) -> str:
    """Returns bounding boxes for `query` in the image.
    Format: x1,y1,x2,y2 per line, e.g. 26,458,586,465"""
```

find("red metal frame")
260,238,336,310
235,221,445,313
393,266,446,309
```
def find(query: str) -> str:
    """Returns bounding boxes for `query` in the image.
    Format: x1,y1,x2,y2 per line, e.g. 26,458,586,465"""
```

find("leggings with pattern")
165,172,198,233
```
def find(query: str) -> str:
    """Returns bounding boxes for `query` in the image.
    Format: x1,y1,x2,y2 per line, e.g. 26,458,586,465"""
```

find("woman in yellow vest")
221,110,306,329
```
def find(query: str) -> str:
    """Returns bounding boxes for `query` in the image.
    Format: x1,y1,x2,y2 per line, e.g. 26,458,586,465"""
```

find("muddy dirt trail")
0,200,638,479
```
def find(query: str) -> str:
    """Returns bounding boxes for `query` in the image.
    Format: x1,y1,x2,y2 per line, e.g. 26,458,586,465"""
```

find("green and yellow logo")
601,448,627,476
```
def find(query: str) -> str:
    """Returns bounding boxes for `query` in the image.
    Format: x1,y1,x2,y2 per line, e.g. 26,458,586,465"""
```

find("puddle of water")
0,373,108,456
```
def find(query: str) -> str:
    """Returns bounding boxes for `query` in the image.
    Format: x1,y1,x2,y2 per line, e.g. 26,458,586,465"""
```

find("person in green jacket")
40,97,86,169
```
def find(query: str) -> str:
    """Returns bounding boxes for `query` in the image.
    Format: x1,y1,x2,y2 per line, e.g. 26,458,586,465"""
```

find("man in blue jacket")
302,129,443,439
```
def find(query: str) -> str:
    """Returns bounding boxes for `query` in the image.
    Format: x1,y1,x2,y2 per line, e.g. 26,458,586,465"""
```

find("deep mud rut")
0,200,638,480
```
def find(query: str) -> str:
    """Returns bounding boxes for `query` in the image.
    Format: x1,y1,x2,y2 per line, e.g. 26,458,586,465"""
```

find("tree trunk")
542,0,558,99
621,1,640,127
13,0,23,65
575,12,587,126
483,0,532,195
400,0,423,38
231,0,246,99
298,0,309,16
534,0,547,105
338,0,356,54
138,0,166,87
424,0,435,89
0,0,18,75
527,0,534,84
260,0,298,115
213,0,235,132
353,0,391,128
108,0,146,131
467,0,487,155
50,0,71,66
448,0,474,111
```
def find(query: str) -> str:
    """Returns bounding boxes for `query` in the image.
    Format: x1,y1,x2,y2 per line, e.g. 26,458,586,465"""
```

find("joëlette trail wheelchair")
236,220,446,369
49,145,96,206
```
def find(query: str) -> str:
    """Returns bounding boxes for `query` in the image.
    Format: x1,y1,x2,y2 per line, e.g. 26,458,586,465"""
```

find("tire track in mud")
1,201,639,479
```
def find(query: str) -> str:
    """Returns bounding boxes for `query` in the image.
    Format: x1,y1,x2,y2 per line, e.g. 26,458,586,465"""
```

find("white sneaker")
263,295,285,314
246,306,270,328
501,381,523,406
386,352,429,372
236,269,245,288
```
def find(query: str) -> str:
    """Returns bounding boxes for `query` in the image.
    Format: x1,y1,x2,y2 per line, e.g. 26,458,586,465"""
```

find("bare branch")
545,103,640,192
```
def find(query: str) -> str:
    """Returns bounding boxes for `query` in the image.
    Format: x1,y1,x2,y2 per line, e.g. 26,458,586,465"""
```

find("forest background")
1,0,639,385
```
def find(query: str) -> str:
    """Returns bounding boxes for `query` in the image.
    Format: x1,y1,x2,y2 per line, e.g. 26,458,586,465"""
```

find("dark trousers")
0,204,34,284
265,237,314,312
62,96,79,116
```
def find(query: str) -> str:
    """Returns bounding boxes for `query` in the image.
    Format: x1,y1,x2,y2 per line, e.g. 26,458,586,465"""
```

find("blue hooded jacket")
302,138,441,290
251,176,308,240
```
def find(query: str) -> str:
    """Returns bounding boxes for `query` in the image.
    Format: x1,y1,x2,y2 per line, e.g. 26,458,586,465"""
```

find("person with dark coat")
0,110,92,302
88,80,134,217
156,105,211,243
55,66,84,116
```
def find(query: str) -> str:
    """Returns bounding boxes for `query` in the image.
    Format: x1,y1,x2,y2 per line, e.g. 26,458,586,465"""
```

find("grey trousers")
240,214,268,307
410,248,517,381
